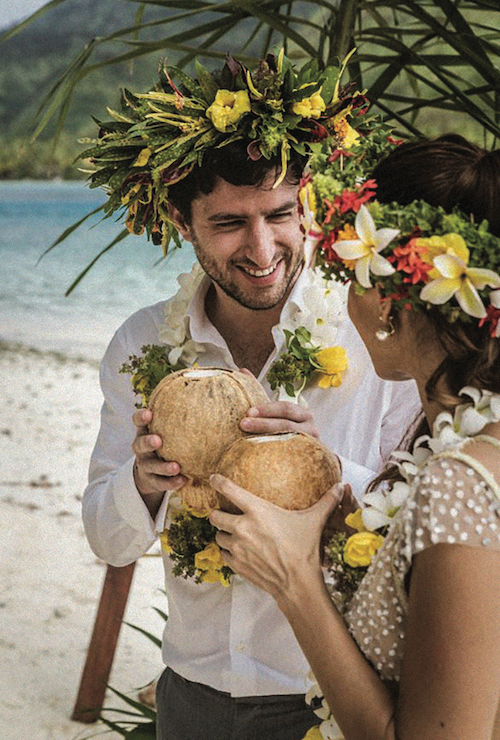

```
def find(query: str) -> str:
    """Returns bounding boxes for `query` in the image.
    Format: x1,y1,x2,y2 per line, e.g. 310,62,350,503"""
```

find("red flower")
318,231,342,263
387,136,405,146
389,237,432,284
328,149,354,163
333,179,377,214
479,305,500,338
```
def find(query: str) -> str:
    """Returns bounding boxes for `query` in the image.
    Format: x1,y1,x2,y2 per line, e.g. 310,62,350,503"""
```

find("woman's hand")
209,474,345,601
239,399,319,438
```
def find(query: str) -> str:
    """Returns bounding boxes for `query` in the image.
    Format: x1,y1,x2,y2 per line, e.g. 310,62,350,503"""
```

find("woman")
208,134,500,740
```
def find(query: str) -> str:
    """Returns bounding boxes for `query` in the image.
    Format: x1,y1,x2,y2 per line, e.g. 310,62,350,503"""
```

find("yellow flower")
416,232,465,266
344,507,367,532
194,542,231,587
206,89,251,132
195,541,224,571
344,531,384,568
418,233,500,318
314,346,348,388
302,726,323,740
336,224,358,269
292,89,326,118
159,530,173,554
333,110,360,149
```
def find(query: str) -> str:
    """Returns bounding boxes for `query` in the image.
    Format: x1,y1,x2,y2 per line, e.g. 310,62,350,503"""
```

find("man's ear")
167,203,192,242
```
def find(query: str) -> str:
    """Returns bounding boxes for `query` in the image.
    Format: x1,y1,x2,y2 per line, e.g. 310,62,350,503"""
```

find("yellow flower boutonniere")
314,346,348,388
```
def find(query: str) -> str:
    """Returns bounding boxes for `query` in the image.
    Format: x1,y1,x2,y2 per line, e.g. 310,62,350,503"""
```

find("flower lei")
305,131,500,336
305,385,500,740
120,260,349,585
79,48,366,254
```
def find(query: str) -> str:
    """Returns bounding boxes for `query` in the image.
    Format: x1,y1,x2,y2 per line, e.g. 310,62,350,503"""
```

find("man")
82,54,420,739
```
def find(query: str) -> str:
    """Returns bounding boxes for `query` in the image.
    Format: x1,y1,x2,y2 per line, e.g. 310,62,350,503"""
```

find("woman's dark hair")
372,133,500,237
168,140,307,223
369,134,500,480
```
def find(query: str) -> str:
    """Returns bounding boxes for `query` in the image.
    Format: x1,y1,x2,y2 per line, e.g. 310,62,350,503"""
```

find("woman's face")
347,283,414,382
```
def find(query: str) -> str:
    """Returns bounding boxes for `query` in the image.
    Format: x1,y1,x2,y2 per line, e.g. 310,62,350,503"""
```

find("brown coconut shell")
148,367,269,510
215,431,341,513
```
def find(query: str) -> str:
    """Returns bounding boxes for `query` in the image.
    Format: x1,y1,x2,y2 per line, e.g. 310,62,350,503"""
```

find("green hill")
0,0,239,178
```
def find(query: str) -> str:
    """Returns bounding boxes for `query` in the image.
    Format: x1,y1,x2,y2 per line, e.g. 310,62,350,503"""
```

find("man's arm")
82,314,183,566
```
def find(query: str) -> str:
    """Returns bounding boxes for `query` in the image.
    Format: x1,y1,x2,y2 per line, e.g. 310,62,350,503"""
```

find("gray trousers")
156,667,320,740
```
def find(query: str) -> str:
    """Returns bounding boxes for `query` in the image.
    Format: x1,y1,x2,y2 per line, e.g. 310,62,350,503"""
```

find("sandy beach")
1,342,166,740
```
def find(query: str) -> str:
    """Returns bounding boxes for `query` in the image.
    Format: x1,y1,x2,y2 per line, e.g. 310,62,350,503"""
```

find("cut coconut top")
246,433,299,444
183,368,224,379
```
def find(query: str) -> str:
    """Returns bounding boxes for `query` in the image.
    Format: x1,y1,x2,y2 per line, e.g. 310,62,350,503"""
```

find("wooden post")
72,562,136,723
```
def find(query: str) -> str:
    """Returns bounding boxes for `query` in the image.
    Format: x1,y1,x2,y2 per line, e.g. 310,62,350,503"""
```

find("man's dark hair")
168,140,308,223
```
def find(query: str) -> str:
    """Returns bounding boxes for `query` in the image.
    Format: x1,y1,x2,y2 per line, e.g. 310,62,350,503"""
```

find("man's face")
173,174,305,311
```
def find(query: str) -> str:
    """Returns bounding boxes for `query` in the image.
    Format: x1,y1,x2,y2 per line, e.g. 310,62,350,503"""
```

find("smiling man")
82,54,420,740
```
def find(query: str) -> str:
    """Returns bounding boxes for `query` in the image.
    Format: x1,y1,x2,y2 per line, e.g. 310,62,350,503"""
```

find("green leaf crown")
79,49,366,254
306,131,500,336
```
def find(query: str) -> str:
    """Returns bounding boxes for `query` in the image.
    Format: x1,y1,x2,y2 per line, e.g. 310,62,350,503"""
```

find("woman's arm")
209,474,500,740
209,476,396,740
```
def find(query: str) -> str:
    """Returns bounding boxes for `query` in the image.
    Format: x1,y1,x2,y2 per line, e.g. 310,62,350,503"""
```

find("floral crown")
79,49,366,253
304,132,500,337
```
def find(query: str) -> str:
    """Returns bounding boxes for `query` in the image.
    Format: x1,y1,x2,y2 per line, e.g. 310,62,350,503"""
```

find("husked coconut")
148,367,269,510
216,432,341,513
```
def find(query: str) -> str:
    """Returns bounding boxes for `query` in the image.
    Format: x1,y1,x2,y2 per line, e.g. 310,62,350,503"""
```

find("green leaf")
194,58,221,104
124,622,162,649
107,686,157,721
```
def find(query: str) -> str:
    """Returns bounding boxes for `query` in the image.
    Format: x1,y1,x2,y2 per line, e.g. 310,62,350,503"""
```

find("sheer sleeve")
400,455,500,568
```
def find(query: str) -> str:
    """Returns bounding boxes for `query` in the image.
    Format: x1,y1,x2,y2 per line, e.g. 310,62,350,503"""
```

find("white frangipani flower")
333,205,399,288
455,386,500,436
361,481,410,530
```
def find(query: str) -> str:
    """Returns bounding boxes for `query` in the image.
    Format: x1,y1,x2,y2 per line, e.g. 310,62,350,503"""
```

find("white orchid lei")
305,385,500,740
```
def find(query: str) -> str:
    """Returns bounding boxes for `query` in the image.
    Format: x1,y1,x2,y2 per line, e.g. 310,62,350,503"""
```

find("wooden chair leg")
72,561,136,723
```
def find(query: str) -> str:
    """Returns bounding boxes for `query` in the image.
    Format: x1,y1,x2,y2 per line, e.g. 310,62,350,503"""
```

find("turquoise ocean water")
0,180,196,361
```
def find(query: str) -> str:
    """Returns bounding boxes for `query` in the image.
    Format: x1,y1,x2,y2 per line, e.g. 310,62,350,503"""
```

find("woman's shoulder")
397,449,500,559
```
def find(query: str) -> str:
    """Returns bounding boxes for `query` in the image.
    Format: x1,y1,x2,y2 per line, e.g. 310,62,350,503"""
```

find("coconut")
148,367,269,510
215,431,341,513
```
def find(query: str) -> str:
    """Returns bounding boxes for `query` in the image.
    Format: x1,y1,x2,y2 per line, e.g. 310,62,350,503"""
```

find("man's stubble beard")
191,234,304,312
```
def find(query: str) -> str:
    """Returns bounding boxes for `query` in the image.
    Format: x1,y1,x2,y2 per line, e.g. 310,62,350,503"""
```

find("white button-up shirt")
83,266,421,696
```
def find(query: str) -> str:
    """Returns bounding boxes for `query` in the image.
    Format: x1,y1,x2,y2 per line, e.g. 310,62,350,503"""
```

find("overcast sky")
0,0,51,30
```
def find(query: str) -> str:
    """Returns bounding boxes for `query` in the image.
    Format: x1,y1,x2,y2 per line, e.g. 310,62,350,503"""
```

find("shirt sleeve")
82,310,166,566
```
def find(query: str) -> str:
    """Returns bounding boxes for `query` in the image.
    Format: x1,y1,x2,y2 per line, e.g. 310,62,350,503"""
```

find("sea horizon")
0,179,196,362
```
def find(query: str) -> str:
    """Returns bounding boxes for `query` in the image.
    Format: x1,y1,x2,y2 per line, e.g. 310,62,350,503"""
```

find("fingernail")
246,407,259,417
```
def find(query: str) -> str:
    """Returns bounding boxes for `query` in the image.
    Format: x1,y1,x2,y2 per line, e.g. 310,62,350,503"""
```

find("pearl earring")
375,317,395,341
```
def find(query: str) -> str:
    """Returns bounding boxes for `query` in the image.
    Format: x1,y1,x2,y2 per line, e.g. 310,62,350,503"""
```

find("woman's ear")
167,203,192,242
378,295,394,324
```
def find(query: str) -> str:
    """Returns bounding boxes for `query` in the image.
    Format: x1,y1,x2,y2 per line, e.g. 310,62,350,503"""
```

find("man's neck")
205,283,284,377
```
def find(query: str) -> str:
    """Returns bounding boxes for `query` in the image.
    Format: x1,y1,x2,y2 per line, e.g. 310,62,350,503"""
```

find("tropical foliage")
4,0,500,145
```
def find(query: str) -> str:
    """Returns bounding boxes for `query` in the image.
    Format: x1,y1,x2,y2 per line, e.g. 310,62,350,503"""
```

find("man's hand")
132,408,187,517
240,400,319,437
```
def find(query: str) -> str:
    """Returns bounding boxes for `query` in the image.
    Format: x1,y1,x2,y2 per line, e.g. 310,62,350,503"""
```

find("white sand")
0,343,166,740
